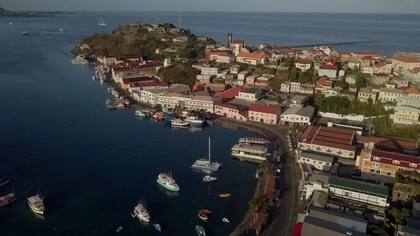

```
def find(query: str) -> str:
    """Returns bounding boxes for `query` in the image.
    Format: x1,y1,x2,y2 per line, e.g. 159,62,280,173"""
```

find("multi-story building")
295,59,312,72
328,175,389,208
236,52,267,65
390,105,420,125
236,88,263,101
248,103,279,125
214,103,248,121
280,105,315,126
200,66,218,76
280,82,291,93
299,126,358,159
299,151,334,172
357,87,378,103
392,54,420,72
317,63,338,79
237,71,250,86
137,88,168,105
378,88,405,103
356,143,420,182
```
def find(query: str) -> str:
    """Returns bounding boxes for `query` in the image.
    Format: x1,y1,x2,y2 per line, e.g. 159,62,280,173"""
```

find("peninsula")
73,22,420,236
0,6,61,17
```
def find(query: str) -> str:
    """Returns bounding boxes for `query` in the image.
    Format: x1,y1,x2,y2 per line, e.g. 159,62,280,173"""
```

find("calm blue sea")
0,12,419,236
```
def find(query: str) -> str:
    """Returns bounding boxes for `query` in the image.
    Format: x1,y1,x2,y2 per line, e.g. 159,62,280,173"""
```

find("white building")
201,66,218,76
300,151,334,172
248,103,279,125
280,105,315,126
236,88,263,101
138,88,168,105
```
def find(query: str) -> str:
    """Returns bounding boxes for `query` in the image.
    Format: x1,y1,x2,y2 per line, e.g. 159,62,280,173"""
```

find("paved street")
216,118,301,236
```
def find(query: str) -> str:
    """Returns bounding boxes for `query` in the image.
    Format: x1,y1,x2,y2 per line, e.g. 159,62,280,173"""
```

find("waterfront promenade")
215,117,301,236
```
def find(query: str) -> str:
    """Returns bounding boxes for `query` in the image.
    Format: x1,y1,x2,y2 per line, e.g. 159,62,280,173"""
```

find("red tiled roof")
371,148,420,169
237,52,267,59
320,63,338,70
296,59,312,65
358,136,418,149
249,103,279,115
232,39,244,44
214,87,241,100
130,81,168,88
316,77,329,85
299,126,356,152
412,67,420,73
393,55,420,63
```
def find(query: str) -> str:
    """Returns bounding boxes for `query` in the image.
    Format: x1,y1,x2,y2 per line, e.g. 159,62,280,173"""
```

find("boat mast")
208,137,211,162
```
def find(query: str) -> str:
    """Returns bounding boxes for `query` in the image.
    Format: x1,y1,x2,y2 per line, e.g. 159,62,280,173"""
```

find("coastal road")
215,118,300,236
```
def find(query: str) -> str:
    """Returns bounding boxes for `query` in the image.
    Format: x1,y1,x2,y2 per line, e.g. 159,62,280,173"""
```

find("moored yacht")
191,137,221,172
28,194,45,215
185,116,204,127
131,202,151,224
203,175,217,183
157,173,180,192
195,225,206,236
171,119,189,127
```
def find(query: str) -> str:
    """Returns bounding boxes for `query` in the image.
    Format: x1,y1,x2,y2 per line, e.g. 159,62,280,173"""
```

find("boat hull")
157,179,179,192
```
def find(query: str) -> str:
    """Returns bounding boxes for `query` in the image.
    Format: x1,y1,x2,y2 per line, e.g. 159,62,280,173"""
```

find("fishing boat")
97,18,106,26
198,209,212,221
153,223,162,232
195,225,206,236
152,112,165,121
115,226,123,233
222,217,230,223
0,193,16,207
0,177,10,188
134,110,148,118
202,175,217,183
131,202,151,224
171,119,189,127
28,194,45,215
157,173,180,192
185,116,204,127
218,193,231,198
191,137,222,172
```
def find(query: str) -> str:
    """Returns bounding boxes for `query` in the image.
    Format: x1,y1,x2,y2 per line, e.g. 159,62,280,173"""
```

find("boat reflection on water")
157,184,179,197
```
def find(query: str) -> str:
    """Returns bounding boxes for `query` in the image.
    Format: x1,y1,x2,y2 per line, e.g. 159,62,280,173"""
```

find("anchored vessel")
97,18,106,26
192,137,222,172
171,119,189,127
28,194,45,215
203,175,217,183
231,143,269,163
0,193,16,207
131,202,151,224
157,173,180,192
185,116,204,127
195,225,206,236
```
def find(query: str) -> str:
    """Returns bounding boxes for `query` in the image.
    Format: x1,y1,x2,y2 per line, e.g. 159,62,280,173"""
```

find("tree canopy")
158,63,199,86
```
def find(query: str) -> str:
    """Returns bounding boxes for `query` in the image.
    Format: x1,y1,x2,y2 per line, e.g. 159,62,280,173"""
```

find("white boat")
195,225,206,236
97,18,106,26
231,143,269,163
135,110,148,118
203,175,217,183
131,202,151,224
59,28,63,32
28,194,45,215
185,116,204,127
153,223,162,232
171,119,189,127
191,137,222,172
71,55,88,65
222,217,230,223
9,22,13,25
21,31,30,36
115,226,123,232
157,173,180,192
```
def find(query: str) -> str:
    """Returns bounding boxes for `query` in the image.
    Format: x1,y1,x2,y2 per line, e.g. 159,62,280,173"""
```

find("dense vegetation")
315,96,386,116
372,116,420,140
158,63,199,86
72,24,211,61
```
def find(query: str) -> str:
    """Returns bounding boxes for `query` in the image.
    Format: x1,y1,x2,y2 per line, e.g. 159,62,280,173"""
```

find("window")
373,156,381,161
392,160,400,165
409,163,418,168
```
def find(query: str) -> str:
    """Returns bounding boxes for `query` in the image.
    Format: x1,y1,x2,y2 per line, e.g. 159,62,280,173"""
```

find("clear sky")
2,0,420,13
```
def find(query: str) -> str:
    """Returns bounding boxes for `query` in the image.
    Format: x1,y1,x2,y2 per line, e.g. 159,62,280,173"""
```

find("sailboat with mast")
191,137,222,172
97,18,106,27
